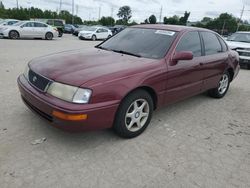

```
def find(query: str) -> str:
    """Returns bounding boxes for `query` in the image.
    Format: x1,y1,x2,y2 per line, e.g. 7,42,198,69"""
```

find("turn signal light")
52,110,87,121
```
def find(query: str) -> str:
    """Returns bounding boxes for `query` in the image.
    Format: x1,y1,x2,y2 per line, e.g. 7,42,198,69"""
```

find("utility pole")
98,6,101,20
237,5,245,31
16,0,19,9
221,20,226,35
111,6,114,18
76,4,79,16
59,0,62,13
159,6,162,23
72,0,74,24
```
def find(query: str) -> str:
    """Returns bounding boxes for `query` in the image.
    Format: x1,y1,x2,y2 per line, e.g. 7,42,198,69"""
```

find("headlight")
47,82,92,104
24,65,30,79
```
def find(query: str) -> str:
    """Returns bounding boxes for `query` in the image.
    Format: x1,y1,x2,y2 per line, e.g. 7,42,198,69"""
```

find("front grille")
236,48,250,57
22,96,53,122
28,69,52,92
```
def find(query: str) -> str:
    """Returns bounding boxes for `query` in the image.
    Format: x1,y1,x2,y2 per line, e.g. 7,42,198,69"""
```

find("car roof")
235,31,250,34
131,24,210,32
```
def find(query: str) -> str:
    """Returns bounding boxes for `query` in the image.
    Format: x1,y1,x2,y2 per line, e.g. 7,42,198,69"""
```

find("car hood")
226,40,250,49
29,48,159,87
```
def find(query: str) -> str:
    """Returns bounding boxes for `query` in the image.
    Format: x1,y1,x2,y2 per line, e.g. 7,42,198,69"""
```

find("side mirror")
171,51,193,65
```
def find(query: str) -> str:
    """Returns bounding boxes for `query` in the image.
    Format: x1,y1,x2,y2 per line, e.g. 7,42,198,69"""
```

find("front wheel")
208,71,230,98
9,30,19,39
113,89,153,138
91,35,97,41
45,32,53,40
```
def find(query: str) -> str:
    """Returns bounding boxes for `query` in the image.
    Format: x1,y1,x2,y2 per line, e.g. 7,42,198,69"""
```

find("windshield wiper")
95,46,111,51
112,49,141,57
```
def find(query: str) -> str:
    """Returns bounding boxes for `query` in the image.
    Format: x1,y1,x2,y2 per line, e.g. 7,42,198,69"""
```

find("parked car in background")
72,25,89,36
226,31,250,69
18,25,239,138
0,19,19,26
78,26,112,40
0,21,58,40
64,24,76,34
31,19,65,37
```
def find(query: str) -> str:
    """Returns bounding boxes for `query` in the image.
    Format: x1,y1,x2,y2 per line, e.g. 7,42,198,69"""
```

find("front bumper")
17,75,119,132
239,56,250,65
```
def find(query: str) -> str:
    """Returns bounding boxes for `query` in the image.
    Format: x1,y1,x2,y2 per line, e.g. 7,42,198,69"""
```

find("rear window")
99,28,177,59
201,32,222,55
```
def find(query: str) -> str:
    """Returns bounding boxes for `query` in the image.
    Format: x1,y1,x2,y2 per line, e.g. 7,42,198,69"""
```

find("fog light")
52,110,88,121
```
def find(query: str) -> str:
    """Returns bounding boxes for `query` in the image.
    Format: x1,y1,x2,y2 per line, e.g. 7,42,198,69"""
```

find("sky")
1,0,250,23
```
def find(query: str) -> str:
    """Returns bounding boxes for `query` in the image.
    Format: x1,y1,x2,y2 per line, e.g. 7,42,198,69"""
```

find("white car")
0,19,19,26
0,21,58,40
226,32,250,69
78,26,112,41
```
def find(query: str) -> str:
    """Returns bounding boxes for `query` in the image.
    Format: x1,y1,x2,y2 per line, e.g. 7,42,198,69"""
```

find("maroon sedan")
17,25,240,138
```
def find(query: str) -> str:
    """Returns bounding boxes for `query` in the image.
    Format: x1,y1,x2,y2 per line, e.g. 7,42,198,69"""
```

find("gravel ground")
0,35,250,188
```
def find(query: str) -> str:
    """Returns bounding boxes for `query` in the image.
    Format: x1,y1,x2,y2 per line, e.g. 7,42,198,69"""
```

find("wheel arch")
9,30,20,37
227,67,234,82
121,86,158,110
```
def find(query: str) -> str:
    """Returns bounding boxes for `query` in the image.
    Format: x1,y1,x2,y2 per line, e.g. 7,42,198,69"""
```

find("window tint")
23,22,34,27
218,37,228,52
54,20,63,26
176,31,202,57
47,20,53,25
99,28,177,59
201,32,222,55
34,22,47,27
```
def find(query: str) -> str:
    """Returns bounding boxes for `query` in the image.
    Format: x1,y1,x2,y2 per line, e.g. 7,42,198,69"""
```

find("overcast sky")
2,0,250,22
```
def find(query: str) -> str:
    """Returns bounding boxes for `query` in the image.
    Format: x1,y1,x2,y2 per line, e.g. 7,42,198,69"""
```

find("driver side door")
20,22,35,38
165,31,204,104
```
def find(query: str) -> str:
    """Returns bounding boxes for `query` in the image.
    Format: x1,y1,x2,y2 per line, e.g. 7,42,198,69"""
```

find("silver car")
0,21,58,40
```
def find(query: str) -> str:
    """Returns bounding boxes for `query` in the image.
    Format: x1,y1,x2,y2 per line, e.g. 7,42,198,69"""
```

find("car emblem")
32,76,37,82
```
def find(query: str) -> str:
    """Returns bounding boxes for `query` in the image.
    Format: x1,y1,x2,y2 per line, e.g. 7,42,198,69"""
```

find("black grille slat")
22,96,53,122
28,70,51,92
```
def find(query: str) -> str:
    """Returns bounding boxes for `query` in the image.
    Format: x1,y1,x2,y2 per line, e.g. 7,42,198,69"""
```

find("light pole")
72,0,74,24
16,0,19,9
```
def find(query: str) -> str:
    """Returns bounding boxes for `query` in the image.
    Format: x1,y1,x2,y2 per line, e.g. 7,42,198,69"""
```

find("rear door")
34,22,48,37
166,31,204,104
199,31,228,91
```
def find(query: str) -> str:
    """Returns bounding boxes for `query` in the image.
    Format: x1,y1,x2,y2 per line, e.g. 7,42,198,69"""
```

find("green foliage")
0,2,83,24
99,16,115,26
193,13,247,34
149,15,157,24
117,6,132,24
116,19,127,25
163,12,190,25
128,20,138,26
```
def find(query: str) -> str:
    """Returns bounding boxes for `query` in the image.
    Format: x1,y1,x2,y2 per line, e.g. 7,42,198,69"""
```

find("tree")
149,14,157,24
99,16,115,26
0,1,4,9
163,15,179,25
117,6,132,24
144,19,149,24
179,11,190,25
201,17,212,23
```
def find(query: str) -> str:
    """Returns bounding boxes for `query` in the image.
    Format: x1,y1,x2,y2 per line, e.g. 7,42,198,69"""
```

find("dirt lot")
0,35,250,188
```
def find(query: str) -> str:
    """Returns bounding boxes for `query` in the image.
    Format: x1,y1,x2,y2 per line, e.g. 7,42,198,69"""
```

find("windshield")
13,21,25,26
84,27,97,31
227,33,250,43
97,28,177,59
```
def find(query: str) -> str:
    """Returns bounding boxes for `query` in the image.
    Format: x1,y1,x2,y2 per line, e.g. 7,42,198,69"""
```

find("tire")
113,89,154,138
247,65,250,70
9,30,19,39
108,35,111,38
92,35,97,41
45,32,53,40
58,30,63,37
208,71,230,98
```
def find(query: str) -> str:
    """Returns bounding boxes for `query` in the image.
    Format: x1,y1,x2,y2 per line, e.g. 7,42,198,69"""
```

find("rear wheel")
9,30,19,39
45,32,53,40
113,89,153,138
92,35,97,41
247,64,250,70
208,71,230,98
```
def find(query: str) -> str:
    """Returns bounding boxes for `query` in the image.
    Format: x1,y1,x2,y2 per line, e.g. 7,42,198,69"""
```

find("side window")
97,29,102,33
23,22,34,27
176,31,202,57
47,20,53,25
54,20,63,27
218,36,228,52
34,22,47,27
201,32,222,55
102,29,108,32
